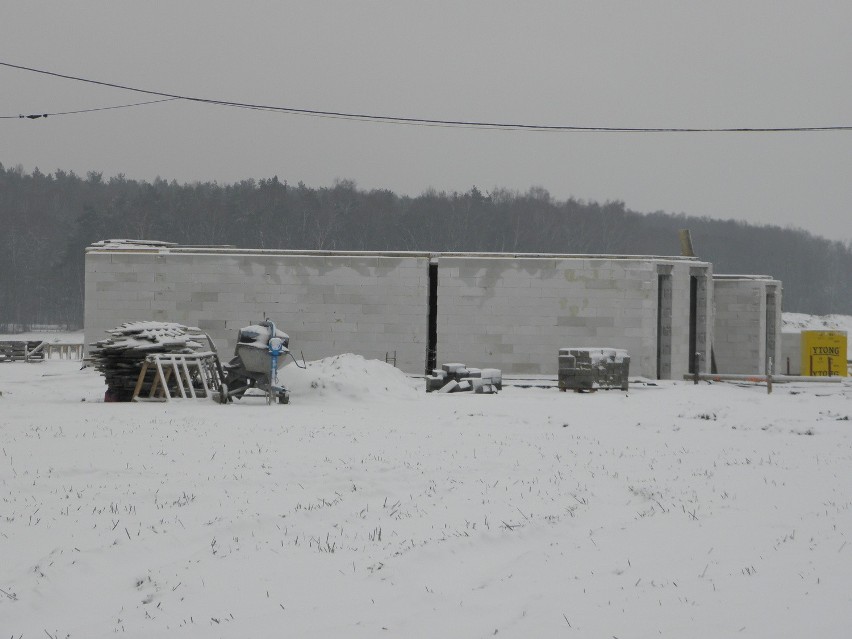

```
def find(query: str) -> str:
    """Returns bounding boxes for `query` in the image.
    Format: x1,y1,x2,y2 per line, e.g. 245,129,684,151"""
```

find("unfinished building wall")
712,276,782,374
765,283,781,373
672,264,714,378
435,256,711,378
656,267,674,379
85,247,430,372
85,243,716,378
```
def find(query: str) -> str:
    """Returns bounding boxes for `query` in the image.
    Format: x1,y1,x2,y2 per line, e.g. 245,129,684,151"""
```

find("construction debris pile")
426,363,502,394
89,322,210,401
558,347,630,392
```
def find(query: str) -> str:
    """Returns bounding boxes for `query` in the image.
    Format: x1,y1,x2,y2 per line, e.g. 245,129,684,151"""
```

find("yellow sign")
801,330,848,377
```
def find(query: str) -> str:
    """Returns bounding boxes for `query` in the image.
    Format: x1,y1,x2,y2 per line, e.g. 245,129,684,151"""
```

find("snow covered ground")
2,354,851,638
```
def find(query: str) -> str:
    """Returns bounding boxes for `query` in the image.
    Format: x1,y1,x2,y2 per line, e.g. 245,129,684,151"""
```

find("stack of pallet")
0,341,45,363
558,347,630,392
426,363,502,394
89,322,209,401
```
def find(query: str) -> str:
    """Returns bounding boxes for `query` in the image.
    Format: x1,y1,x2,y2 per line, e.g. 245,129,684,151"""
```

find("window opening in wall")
656,273,673,379
688,275,698,374
426,262,438,374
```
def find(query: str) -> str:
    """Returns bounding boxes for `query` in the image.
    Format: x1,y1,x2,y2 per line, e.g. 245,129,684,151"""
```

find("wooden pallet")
0,341,46,363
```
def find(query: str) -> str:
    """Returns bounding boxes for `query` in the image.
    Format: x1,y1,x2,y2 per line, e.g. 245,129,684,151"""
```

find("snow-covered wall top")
712,274,777,281
86,240,705,263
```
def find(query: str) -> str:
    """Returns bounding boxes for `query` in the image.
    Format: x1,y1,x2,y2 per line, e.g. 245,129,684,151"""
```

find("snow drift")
280,353,422,401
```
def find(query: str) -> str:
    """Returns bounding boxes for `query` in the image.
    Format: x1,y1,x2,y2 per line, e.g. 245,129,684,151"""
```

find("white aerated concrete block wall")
435,256,711,378
85,250,430,372
85,245,720,379
712,277,782,374
667,263,714,379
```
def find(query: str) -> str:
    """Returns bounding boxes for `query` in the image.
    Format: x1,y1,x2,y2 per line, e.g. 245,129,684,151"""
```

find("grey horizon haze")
2,1,850,243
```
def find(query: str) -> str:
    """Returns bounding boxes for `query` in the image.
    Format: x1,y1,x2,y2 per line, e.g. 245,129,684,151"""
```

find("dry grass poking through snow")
1,358,851,638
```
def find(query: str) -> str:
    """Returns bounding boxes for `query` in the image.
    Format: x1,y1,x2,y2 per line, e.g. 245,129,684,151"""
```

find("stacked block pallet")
426,363,502,394
558,347,630,392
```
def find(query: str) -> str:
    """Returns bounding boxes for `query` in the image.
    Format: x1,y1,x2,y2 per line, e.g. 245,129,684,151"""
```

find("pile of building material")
89,321,210,401
558,348,630,392
426,363,502,394
0,341,46,363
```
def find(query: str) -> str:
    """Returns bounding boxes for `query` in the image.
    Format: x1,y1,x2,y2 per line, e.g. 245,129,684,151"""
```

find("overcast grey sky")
2,1,850,242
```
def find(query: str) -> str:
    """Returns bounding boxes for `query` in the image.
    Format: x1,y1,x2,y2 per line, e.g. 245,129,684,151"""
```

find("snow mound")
783,313,852,359
280,353,421,400
783,312,852,333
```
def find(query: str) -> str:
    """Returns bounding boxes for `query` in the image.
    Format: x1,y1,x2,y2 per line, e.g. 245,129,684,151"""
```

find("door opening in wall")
657,273,673,380
426,262,438,374
688,275,698,374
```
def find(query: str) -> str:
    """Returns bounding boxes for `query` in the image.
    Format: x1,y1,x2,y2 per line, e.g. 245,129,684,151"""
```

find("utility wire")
0,97,180,119
2,60,851,133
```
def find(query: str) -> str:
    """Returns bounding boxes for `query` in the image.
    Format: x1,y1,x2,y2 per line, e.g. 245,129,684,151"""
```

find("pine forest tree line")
1,163,850,330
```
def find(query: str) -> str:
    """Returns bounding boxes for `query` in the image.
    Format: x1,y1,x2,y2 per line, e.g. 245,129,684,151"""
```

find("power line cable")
2,60,851,133
0,97,180,120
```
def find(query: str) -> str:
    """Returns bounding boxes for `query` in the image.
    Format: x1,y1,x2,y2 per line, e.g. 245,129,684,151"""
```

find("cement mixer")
217,320,304,404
